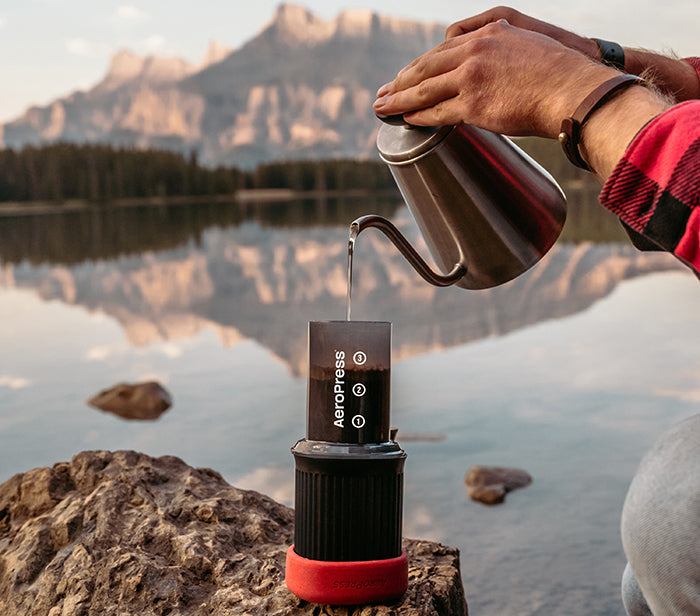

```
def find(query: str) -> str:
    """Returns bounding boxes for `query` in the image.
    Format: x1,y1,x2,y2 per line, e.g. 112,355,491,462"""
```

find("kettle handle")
352,215,466,287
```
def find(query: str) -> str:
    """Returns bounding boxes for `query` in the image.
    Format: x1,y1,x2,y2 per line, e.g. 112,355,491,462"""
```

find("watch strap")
594,38,626,71
558,74,645,171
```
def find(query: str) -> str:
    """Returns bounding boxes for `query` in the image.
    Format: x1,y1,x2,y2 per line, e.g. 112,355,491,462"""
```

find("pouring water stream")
346,215,466,321
346,222,359,321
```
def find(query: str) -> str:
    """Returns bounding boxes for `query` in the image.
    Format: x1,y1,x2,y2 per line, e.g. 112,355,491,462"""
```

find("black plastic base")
292,439,406,562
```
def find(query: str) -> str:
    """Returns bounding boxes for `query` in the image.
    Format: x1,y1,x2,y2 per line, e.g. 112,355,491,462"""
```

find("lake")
0,197,698,615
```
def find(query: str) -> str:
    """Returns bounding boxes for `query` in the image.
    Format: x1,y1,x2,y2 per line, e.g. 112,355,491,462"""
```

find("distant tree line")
0,139,626,241
249,159,396,192
0,144,242,203
0,139,632,265
0,143,396,204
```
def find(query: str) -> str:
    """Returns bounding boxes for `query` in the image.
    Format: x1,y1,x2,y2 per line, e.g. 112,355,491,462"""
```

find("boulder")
465,466,533,505
87,381,172,420
0,451,468,615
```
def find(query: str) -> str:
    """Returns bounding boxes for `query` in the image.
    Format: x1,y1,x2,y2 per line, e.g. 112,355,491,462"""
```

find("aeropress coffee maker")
285,320,408,605
286,105,568,605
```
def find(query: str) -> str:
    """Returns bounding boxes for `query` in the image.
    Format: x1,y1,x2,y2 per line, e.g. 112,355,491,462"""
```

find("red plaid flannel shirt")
600,57,700,274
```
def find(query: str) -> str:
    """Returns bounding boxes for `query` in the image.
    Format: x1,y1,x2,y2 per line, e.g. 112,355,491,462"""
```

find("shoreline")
0,188,398,217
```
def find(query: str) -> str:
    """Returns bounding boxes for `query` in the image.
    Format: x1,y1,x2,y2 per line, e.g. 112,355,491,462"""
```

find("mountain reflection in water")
0,197,697,616
0,198,683,376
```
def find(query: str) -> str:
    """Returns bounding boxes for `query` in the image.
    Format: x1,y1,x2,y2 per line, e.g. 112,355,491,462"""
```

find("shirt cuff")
683,57,700,79
600,101,700,260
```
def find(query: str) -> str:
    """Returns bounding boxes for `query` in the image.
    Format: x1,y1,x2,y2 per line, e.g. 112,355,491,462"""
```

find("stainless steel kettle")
358,116,567,290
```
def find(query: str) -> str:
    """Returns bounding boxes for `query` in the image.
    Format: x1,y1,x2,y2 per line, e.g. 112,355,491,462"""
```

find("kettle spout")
351,215,466,287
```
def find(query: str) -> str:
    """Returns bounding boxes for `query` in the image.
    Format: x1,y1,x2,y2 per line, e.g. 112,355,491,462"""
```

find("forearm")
580,85,671,180
622,49,700,101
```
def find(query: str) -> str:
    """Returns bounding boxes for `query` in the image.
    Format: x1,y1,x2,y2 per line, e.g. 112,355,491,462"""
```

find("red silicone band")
285,546,408,605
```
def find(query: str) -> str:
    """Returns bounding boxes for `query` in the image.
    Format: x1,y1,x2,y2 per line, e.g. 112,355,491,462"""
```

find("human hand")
445,7,599,59
447,6,700,101
373,20,617,138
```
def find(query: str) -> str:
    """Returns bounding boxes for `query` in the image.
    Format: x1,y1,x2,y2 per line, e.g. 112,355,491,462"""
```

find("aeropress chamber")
285,321,408,605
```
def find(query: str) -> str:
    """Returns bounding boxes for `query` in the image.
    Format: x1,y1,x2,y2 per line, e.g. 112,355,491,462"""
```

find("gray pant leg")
621,413,700,616
622,562,653,616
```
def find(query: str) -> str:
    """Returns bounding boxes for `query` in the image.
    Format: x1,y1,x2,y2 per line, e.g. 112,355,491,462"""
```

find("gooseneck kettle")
357,115,567,290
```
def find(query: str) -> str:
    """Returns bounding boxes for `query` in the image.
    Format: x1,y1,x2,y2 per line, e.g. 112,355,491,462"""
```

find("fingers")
446,7,595,58
378,21,510,97
374,71,461,122
396,36,467,85
446,6,522,38
402,96,465,127
373,21,513,122
374,36,468,100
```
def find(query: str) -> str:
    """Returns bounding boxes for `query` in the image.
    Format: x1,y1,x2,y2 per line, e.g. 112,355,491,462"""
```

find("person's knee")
621,414,700,615
622,562,653,616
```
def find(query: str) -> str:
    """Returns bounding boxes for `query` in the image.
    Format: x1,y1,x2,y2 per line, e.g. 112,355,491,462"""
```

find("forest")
0,139,631,265
0,138,602,204
0,139,627,245
0,143,396,203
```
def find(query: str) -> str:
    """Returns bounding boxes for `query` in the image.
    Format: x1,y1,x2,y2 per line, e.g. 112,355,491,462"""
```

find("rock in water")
0,451,468,615
87,381,172,420
465,466,533,505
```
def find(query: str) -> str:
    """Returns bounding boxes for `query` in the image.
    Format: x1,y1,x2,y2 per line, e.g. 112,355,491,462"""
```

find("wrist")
594,39,626,71
580,86,670,178
559,74,646,171
623,49,700,101
583,37,602,60
545,64,620,137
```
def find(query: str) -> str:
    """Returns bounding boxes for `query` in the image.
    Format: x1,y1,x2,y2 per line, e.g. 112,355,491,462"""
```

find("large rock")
87,381,172,420
0,451,467,615
465,466,533,505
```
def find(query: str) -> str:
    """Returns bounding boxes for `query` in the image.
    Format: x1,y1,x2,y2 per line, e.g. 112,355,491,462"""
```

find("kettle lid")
376,116,453,164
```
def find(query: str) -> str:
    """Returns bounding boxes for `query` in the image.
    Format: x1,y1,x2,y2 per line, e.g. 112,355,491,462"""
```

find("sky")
0,0,697,124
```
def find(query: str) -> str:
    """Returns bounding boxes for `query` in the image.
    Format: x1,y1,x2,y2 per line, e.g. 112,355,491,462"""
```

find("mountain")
0,4,445,167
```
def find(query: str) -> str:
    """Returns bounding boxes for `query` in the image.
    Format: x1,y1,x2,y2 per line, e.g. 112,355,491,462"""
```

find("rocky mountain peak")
200,40,233,68
94,49,196,93
0,4,447,166
97,49,146,91
334,9,375,38
140,55,196,83
265,3,335,46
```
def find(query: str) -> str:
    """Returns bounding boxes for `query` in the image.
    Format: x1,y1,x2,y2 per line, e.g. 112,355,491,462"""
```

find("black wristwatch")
594,38,625,71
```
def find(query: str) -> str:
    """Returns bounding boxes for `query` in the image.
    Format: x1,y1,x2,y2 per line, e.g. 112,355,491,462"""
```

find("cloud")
85,346,113,361
403,505,443,540
0,375,30,389
0,17,6,29
139,34,168,53
85,342,128,361
85,340,182,363
117,5,149,22
129,34,178,56
65,38,93,56
653,367,700,403
160,343,183,359
136,371,171,385
655,387,700,403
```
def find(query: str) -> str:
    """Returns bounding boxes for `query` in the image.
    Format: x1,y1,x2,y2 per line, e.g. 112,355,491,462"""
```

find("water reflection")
0,198,697,616
0,200,683,377
0,195,400,266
